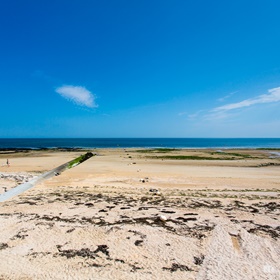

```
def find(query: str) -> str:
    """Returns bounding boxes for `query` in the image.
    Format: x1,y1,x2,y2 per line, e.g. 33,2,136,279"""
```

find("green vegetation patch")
147,155,236,160
136,148,179,153
210,151,254,158
257,148,280,151
67,152,94,169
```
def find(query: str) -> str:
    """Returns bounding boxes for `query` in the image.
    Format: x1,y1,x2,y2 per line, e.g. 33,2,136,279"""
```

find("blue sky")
1,0,280,137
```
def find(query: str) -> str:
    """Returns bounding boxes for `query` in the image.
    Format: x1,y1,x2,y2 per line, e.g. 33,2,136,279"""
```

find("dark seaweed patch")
134,240,144,246
87,263,104,268
0,243,8,250
184,213,198,216
56,245,109,259
11,231,28,240
94,245,110,257
56,247,97,259
176,217,197,222
85,203,94,207
40,215,77,223
188,200,222,209
130,264,143,272
17,201,37,205
161,210,176,214
163,263,193,272
248,225,280,239
194,255,205,266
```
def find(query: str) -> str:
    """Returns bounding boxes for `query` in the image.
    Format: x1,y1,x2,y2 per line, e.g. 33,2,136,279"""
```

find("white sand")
0,149,279,279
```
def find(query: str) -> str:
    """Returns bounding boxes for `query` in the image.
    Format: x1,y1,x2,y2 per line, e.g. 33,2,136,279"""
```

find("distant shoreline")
1,138,280,150
0,147,280,153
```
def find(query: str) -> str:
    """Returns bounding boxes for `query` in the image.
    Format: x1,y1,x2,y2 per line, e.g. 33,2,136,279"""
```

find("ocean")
0,138,280,149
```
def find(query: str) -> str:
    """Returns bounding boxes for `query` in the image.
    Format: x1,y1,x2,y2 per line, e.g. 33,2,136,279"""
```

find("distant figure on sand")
6,159,10,167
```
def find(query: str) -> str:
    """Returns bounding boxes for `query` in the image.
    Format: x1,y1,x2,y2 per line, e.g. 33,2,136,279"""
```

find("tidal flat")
0,148,279,279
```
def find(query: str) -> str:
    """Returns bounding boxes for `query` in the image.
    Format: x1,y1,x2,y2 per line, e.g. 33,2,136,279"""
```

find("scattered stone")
228,230,239,236
159,215,167,222
149,188,158,193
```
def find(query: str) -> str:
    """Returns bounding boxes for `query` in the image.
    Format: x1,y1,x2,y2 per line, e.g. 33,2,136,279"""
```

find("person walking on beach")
6,159,10,167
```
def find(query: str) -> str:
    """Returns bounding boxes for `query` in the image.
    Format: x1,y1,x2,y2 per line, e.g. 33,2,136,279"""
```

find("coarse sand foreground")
0,148,279,279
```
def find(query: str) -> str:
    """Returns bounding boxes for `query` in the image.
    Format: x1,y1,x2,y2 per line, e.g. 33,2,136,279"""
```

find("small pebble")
159,215,167,222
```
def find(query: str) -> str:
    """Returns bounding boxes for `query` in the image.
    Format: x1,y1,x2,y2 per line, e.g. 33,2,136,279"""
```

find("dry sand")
0,149,279,279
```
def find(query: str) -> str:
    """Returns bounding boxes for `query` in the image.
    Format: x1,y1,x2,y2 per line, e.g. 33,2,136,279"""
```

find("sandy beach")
0,148,279,279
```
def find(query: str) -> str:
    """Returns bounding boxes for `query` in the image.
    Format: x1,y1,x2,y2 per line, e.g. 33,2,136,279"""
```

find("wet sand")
0,149,279,279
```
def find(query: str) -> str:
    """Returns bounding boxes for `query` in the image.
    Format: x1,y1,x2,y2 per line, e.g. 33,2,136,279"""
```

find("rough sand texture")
0,149,279,279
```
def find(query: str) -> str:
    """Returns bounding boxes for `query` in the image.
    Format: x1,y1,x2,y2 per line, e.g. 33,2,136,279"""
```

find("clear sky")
1,0,280,138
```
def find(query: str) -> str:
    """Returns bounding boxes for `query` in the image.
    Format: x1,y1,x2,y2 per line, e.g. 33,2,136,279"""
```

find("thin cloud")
218,91,238,102
178,112,188,116
213,87,280,112
188,110,205,119
204,110,234,121
187,87,280,121
56,85,97,108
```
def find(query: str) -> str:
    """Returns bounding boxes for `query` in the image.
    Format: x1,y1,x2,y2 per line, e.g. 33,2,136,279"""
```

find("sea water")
0,138,280,149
